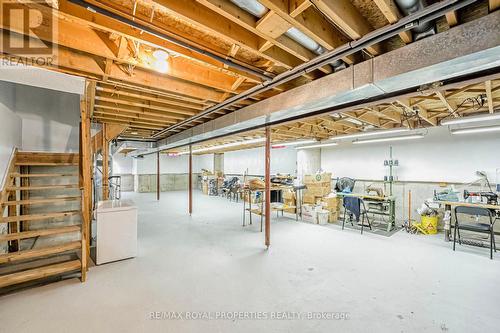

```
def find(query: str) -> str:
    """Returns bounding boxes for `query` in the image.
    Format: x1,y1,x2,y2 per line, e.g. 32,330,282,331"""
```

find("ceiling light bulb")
153,59,169,73
153,49,169,60
441,112,500,126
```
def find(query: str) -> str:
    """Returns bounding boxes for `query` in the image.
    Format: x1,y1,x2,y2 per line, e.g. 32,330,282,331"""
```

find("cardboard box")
303,194,316,204
328,211,339,223
305,186,331,197
304,173,332,184
202,182,208,195
322,197,340,209
283,190,296,200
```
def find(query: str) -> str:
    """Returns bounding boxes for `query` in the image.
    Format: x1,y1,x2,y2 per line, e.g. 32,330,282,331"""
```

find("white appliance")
95,199,137,265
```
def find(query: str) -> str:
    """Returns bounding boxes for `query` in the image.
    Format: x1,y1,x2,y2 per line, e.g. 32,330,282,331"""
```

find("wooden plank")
372,0,412,43
15,162,78,166
445,11,459,27
10,173,78,178
485,80,494,113
309,0,381,55
289,0,312,17
0,210,81,224
489,0,500,11
0,225,81,242
2,196,81,206
102,123,110,200
80,93,92,282
0,242,81,264
7,184,79,191
0,260,81,288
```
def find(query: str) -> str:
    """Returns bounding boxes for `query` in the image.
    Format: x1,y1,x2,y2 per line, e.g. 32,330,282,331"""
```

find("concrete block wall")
135,173,199,193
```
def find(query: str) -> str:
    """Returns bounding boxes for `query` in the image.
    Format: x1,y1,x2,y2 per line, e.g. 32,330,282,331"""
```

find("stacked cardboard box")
321,196,341,223
303,173,332,204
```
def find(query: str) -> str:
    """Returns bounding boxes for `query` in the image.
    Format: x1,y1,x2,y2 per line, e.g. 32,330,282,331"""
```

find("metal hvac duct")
395,0,436,40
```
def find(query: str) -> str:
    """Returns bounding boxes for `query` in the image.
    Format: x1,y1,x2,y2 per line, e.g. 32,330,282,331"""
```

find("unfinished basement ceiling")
1,0,497,144
157,77,500,155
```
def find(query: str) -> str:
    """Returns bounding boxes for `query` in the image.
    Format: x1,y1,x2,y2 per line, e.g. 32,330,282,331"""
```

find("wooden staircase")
0,151,87,292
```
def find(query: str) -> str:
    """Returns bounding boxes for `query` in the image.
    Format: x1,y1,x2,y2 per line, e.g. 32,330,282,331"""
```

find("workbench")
337,193,396,232
242,185,301,230
432,200,500,242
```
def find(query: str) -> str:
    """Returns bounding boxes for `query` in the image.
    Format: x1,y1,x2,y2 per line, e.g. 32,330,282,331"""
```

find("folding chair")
453,206,497,259
342,197,372,234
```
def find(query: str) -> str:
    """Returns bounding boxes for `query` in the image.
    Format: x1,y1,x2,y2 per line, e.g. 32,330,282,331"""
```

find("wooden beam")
489,0,500,11
1,0,241,92
80,92,92,282
58,0,262,83
445,11,459,27
153,0,302,69
485,80,494,113
102,123,110,200
373,0,412,43
289,0,312,17
309,0,382,55
258,0,354,64
436,91,458,117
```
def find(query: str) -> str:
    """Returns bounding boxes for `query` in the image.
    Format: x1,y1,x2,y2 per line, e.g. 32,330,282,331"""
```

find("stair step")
10,173,78,178
0,242,81,264
15,162,78,166
7,184,79,191
0,225,81,242
2,196,81,206
0,259,81,288
0,210,81,223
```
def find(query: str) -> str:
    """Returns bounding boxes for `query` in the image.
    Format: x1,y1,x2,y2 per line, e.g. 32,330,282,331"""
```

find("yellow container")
421,215,438,235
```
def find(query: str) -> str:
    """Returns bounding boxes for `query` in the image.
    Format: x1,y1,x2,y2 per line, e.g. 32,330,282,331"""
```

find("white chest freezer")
95,199,137,265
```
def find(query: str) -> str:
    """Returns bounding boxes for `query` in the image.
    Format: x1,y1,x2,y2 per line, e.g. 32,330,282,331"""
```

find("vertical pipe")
265,126,271,248
188,145,193,215
156,151,160,201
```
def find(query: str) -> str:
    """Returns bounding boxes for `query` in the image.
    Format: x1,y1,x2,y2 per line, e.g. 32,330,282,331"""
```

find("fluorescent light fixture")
332,128,409,141
353,134,424,144
441,113,500,126
272,139,316,147
450,125,500,135
178,137,266,155
296,142,338,149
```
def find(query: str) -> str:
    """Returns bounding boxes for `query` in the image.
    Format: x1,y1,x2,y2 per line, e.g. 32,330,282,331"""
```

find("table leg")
444,204,452,242
242,191,246,227
387,199,395,233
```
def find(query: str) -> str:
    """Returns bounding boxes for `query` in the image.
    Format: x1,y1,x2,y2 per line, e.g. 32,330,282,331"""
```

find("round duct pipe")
395,0,436,39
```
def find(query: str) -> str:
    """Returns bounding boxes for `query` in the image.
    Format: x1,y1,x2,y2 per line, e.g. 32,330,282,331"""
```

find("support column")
102,123,109,201
265,126,271,248
188,145,193,215
156,151,160,201
79,95,92,282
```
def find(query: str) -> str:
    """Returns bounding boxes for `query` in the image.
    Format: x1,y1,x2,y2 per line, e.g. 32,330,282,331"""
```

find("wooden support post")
188,145,193,215
156,151,160,201
265,126,271,248
7,191,18,252
79,95,92,282
102,124,109,201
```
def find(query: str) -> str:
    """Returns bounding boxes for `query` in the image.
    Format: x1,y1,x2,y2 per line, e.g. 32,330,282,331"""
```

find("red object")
265,126,271,248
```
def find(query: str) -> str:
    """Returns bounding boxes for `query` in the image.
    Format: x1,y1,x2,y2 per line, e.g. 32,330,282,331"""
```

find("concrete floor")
1,191,499,333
